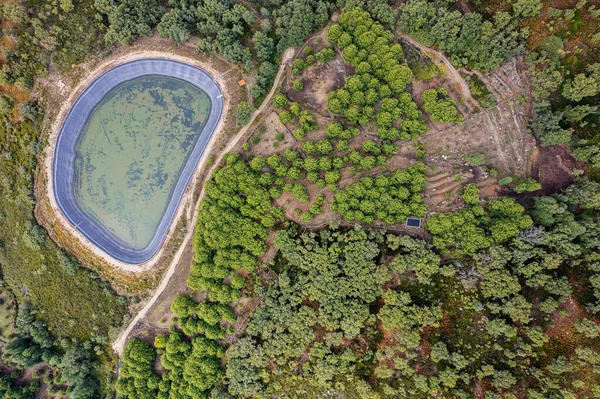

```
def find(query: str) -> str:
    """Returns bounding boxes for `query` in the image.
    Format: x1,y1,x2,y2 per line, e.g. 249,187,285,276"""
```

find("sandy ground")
38,47,236,273
112,48,296,355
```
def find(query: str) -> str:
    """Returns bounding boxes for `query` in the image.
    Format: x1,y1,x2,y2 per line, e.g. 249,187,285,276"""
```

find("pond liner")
53,59,224,264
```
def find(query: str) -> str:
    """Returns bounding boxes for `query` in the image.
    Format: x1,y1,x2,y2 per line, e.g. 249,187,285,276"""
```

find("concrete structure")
406,217,422,228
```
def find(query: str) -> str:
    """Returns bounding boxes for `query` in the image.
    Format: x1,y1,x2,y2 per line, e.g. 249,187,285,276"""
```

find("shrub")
273,93,288,108
293,79,304,91
513,178,542,193
279,111,292,124
292,58,305,75
462,184,480,205
316,47,335,63
466,153,485,167
235,102,254,126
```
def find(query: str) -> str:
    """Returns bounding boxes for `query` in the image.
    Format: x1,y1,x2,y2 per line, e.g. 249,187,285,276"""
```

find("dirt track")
112,48,296,355
399,33,480,111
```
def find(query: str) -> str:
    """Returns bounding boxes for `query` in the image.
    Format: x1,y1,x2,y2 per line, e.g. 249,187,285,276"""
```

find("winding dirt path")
112,48,295,355
399,33,480,110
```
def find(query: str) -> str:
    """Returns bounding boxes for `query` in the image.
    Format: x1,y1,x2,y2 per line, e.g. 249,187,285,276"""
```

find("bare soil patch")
144,236,195,329
421,99,536,179
287,53,352,115
545,295,589,355
424,167,504,213
247,111,296,156
471,57,526,103
538,144,586,195
286,30,352,116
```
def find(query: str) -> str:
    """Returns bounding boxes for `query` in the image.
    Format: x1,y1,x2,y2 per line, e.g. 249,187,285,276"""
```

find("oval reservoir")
53,59,223,264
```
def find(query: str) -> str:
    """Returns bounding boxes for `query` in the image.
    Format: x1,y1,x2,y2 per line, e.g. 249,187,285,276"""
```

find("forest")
121,174,600,398
0,0,599,397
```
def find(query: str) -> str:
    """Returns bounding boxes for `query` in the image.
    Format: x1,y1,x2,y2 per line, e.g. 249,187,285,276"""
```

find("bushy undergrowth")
0,119,127,342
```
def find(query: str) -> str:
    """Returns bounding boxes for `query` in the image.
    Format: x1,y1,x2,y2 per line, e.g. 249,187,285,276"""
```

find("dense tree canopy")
190,153,279,303
326,8,428,139
272,0,334,52
95,0,163,45
196,0,255,66
426,186,533,256
331,162,428,224
117,339,160,399
226,226,394,397
398,0,537,71
223,185,600,397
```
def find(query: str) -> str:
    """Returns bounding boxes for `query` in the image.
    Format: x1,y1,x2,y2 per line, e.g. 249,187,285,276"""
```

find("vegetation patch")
463,73,497,109
331,162,428,224
421,87,463,123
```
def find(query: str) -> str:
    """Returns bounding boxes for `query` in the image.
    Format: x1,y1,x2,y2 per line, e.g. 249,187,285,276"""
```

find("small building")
405,217,422,228
238,79,246,86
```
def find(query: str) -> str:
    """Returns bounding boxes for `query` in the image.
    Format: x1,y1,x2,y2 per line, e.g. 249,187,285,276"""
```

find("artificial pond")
53,59,223,264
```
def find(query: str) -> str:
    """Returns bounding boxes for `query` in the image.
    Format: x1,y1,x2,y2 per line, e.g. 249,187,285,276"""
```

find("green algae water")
73,75,210,250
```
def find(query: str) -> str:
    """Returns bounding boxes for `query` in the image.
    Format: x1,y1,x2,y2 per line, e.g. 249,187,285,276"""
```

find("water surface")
73,75,210,250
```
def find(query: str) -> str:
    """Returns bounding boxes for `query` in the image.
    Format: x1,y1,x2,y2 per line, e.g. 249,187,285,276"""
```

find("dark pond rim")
53,58,224,265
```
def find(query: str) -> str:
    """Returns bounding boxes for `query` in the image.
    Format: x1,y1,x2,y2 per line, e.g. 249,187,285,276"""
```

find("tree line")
398,0,540,72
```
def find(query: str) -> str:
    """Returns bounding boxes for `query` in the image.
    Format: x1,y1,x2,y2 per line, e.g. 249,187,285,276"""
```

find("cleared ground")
421,99,534,179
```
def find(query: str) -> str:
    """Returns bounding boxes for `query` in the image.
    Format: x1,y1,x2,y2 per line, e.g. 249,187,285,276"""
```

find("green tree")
514,178,542,193
252,31,275,62
157,9,190,43
562,63,600,102
96,0,163,45
117,338,159,399
462,184,480,205
235,102,254,126
421,87,462,123
532,102,573,146
466,153,485,166
273,93,288,109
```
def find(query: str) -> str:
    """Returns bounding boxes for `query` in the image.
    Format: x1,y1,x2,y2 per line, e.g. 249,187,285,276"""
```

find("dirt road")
399,33,480,110
112,48,295,355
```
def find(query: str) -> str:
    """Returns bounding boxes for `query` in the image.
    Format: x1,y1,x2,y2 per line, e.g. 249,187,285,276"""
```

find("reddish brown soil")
524,0,600,64
538,145,586,195
545,295,588,354
474,379,489,399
